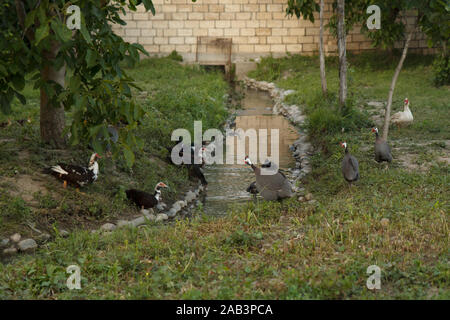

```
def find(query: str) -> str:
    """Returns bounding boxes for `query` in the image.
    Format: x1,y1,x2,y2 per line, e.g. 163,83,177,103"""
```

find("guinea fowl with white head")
391,98,413,126
244,156,293,201
340,142,359,185
126,182,169,209
44,153,101,188
372,127,392,167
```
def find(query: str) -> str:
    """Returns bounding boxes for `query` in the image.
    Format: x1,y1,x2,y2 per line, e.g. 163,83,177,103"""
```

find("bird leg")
75,188,87,196
63,180,67,189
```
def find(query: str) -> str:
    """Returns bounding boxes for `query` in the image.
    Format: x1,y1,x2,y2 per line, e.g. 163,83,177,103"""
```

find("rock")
167,208,178,218
156,202,167,211
130,216,146,228
117,220,130,228
305,193,313,201
36,233,50,244
184,191,196,203
156,213,168,222
174,200,187,208
1,238,9,248
367,101,385,107
10,233,21,243
18,239,37,252
381,218,390,227
172,202,182,213
3,247,17,255
59,229,69,238
145,214,156,221
298,196,306,203
100,223,116,232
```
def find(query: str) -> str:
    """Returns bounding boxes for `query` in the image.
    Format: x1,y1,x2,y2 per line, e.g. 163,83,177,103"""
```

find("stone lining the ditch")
1,184,206,257
242,77,314,190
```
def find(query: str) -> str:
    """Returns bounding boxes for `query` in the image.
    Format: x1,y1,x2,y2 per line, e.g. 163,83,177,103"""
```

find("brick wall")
111,0,432,63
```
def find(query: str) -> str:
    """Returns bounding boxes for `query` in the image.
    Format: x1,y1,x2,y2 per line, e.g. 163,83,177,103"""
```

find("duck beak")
96,154,102,159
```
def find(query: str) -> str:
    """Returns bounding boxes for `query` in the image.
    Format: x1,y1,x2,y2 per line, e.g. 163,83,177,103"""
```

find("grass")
0,52,448,299
0,56,229,239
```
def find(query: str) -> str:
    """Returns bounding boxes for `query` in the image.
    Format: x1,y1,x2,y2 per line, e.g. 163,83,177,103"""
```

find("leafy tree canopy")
0,0,157,166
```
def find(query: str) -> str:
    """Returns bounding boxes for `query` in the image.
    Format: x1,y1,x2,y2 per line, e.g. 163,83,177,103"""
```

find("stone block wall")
111,0,433,63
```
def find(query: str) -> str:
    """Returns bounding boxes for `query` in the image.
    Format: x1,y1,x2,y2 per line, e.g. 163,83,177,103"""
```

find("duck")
126,182,168,210
340,142,359,185
44,153,101,188
372,127,392,166
244,156,293,201
391,98,413,126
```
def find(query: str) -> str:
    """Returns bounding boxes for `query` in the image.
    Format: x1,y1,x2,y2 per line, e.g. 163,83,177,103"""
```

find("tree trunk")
319,0,327,96
40,41,66,147
382,31,413,141
337,0,347,108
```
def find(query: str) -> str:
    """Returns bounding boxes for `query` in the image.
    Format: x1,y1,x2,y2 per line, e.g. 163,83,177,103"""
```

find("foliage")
286,0,319,22
0,0,157,166
432,54,450,87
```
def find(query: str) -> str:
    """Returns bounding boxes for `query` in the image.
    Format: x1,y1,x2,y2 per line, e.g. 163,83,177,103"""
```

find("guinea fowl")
166,140,208,186
244,156,293,201
246,181,259,196
44,153,101,188
126,182,168,209
391,98,413,127
340,142,359,185
372,127,392,166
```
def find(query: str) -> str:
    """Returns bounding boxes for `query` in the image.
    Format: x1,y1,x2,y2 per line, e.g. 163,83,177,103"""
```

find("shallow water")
201,89,300,216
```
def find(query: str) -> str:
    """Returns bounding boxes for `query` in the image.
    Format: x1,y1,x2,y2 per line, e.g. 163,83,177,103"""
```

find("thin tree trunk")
382,31,413,141
319,0,327,96
40,41,66,147
337,0,347,108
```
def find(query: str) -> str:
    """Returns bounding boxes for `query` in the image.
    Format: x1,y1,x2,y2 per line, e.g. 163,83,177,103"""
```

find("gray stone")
36,233,50,244
130,216,146,228
167,208,178,218
305,193,313,201
184,191,196,203
117,220,130,228
298,196,306,203
156,213,168,222
367,101,385,107
10,233,21,243
1,238,9,248
18,239,38,252
156,202,167,211
3,247,17,255
100,223,116,232
59,229,69,237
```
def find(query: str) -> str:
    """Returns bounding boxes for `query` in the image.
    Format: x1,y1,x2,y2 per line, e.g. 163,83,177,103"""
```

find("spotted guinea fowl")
126,182,168,209
246,181,258,196
372,127,392,166
340,142,359,185
244,156,293,201
43,153,101,188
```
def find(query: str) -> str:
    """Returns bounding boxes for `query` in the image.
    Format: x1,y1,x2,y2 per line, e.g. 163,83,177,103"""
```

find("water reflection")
202,89,300,216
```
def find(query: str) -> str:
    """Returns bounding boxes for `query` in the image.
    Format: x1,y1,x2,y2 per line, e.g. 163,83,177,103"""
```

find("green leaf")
86,49,97,68
79,22,92,44
25,10,36,29
123,145,135,167
35,23,49,45
51,20,72,42
14,91,26,105
142,0,156,15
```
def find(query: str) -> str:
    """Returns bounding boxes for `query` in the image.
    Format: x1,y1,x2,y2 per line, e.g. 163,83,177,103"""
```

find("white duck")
391,98,413,126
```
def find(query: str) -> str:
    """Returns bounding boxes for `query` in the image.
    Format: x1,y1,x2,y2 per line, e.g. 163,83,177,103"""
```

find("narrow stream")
201,89,300,216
